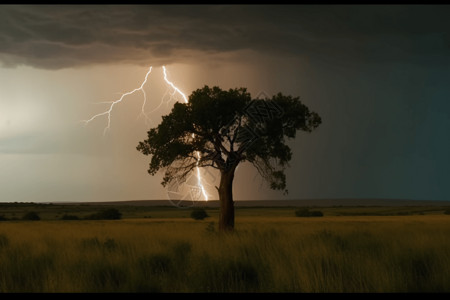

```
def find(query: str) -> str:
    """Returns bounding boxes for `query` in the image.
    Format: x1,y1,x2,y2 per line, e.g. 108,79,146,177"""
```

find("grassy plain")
0,203,449,292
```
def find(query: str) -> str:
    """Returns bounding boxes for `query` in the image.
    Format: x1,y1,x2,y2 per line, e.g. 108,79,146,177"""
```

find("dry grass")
0,215,449,292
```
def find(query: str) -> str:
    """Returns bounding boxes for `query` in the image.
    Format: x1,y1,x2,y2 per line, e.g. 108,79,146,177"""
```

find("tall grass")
0,216,449,292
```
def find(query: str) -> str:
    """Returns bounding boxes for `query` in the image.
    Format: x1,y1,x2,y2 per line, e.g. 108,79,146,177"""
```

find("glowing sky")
0,5,449,203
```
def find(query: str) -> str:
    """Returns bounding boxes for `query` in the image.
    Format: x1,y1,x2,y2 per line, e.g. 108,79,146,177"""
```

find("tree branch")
214,134,230,156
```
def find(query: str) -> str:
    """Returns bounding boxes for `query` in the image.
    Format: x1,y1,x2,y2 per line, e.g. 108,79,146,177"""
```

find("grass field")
0,203,450,292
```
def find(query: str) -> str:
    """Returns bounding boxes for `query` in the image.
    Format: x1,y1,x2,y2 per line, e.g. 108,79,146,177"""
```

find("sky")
0,4,449,203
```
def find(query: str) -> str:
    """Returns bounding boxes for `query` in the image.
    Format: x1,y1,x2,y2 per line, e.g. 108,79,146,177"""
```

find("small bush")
61,214,80,220
100,208,122,220
85,208,122,220
0,215,8,221
396,211,412,216
444,209,450,215
310,210,324,217
190,208,209,220
295,208,323,217
22,211,40,221
295,208,310,217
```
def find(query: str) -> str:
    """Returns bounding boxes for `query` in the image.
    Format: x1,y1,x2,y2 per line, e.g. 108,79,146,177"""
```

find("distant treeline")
295,208,324,217
0,208,122,221
337,210,450,216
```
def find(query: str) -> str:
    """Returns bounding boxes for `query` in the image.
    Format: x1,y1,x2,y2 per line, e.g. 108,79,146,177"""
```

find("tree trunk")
218,167,236,232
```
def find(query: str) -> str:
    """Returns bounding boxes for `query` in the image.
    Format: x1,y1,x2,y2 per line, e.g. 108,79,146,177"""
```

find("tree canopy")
137,85,321,195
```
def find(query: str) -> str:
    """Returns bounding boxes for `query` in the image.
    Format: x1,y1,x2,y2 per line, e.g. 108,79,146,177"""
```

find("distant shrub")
0,215,8,221
85,208,122,220
295,208,310,217
190,208,209,220
444,209,450,215
61,214,80,220
22,211,40,221
295,208,323,217
100,208,122,220
396,211,412,216
310,210,324,217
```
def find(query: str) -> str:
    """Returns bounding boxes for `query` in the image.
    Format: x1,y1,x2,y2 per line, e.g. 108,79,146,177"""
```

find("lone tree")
137,86,321,231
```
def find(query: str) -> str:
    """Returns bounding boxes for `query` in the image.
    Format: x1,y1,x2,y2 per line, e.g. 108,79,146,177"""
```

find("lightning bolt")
82,65,209,201
162,66,209,201
81,67,153,135
162,66,188,103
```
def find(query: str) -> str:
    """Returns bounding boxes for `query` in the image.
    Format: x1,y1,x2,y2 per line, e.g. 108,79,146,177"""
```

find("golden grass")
0,215,449,292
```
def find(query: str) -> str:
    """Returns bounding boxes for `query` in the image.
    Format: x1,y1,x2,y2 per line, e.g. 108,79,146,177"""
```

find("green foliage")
137,85,321,193
295,208,324,217
190,208,209,220
22,211,40,221
85,208,122,220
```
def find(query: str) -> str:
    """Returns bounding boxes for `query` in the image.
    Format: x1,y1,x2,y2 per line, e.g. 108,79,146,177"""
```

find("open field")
1,202,450,292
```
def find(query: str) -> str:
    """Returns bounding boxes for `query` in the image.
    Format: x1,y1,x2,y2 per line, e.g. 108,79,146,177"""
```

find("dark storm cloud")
0,5,449,69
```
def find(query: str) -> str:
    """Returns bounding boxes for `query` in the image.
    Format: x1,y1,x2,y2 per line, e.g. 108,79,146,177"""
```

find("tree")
137,86,321,231
190,208,209,220
22,211,40,221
